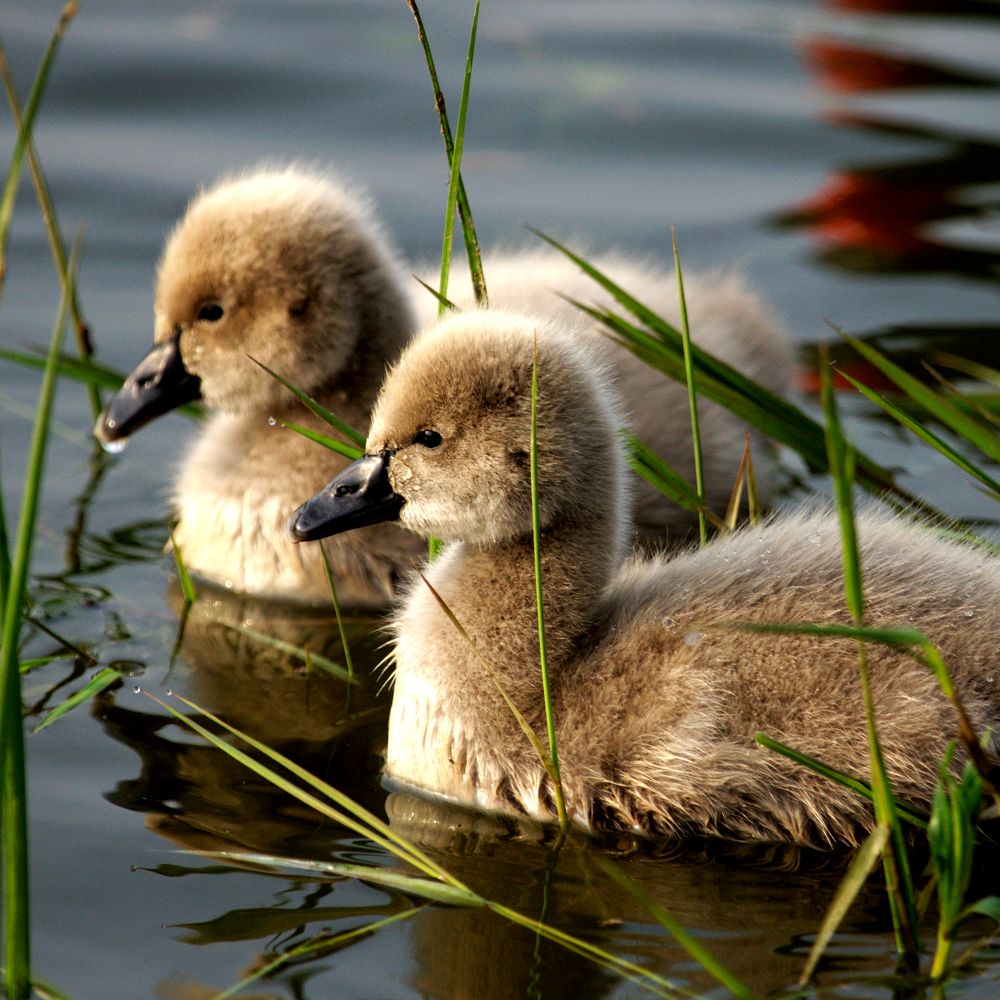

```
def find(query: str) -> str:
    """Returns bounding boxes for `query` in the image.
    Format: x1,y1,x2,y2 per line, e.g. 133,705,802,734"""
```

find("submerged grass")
148,692,682,998
819,347,920,960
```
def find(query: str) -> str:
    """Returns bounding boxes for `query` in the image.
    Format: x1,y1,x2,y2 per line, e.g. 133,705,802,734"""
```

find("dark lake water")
3,1,1000,997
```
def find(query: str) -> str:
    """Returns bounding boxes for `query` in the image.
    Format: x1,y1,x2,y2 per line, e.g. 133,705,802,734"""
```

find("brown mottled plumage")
328,310,1000,846
98,165,791,604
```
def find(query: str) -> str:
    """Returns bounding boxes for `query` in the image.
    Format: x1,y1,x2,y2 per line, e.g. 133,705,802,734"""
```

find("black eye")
412,429,442,448
197,303,224,322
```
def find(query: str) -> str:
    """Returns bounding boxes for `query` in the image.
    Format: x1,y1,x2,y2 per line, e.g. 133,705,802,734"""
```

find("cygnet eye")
196,302,224,322
412,429,442,449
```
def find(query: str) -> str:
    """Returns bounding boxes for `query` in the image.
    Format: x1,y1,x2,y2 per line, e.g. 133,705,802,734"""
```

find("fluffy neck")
386,486,624,819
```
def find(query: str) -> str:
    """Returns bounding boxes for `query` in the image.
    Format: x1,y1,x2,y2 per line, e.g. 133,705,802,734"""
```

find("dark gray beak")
93,329,202,446
290,453,404,542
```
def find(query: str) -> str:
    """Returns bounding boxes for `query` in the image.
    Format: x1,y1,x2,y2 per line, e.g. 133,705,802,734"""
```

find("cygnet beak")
290,452,404,542
93,329,202,448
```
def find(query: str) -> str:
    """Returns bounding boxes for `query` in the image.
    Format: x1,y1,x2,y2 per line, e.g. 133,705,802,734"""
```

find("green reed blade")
624,431,727,531
755,734,929,830
223,623,355,684
821,350,863,622
320,545,354,681
488,902,683,998
0,349,125,393
412,274,459,313
249,356,365,448
0,2,77,292
671,232,706,545
168,529,197,605
1,236,77,1000
435,0,480,316
530,341,568,832
921,362,1000,435
841,371,1000,501
160,694,685,998
929,749,994,981
206,907,423,1000
405,0,487,306
207,852,485,908
278,419,363,461
0,43,97,418
0,439,9,603
419,573,562,798
931,352,1000,392
32,666,124,734
820,351,920,959
596,857,757,1000
539,231,940,514
159,692,462,888
800,824,890,986
732,620,929,647
841,331,1000,465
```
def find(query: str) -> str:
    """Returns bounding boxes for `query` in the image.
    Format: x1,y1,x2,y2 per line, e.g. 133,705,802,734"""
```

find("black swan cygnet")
290,310,1000,847
96,166,792,605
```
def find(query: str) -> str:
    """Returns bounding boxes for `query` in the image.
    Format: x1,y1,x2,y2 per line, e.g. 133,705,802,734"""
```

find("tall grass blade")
32,666,124,734
841,371,1000,500
535,231,938,514
624,432,726,531
405,0,487,305
486,902,683,998
0,43,97,418
744,435,761,524
820,350,919,959
930,352,1000,394
0,348,129,395
207,852,484,908
530,340,568,832
278,419,362,462
0,440,9,603
419,573,561,797
799,824,890,985
596,858,757,1000
1,237,78,1000
205,906,423,1000
320,544,354,681
840,331,1000,465
671,231,706,545
168,529,197,605
929,748,981,980
921,362,1000,434
0,1,77,292
155,693,683,997
249,356,365,448
755,734,928,830
435,0,480,316
744,618,999,803
147,692,463,886
413,274,458,313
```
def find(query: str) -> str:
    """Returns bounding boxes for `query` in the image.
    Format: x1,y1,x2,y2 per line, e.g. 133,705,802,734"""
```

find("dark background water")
2,1,1000,998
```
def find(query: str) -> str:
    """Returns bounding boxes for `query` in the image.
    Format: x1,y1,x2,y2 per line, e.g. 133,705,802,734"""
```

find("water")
3,1,1000,997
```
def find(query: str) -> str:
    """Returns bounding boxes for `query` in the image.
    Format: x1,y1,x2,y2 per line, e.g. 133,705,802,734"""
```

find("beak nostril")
335,483,357,497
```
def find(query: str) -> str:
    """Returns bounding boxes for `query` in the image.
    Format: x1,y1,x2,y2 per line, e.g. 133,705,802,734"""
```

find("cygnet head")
95,165,412,444
291,310,630,551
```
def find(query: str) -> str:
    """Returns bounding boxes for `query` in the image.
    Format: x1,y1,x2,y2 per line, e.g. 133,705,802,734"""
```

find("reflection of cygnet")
292,310,1000,847
96,165,792,605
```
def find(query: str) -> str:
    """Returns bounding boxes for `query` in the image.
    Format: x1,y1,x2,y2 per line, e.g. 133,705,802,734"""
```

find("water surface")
3,1,1000,997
